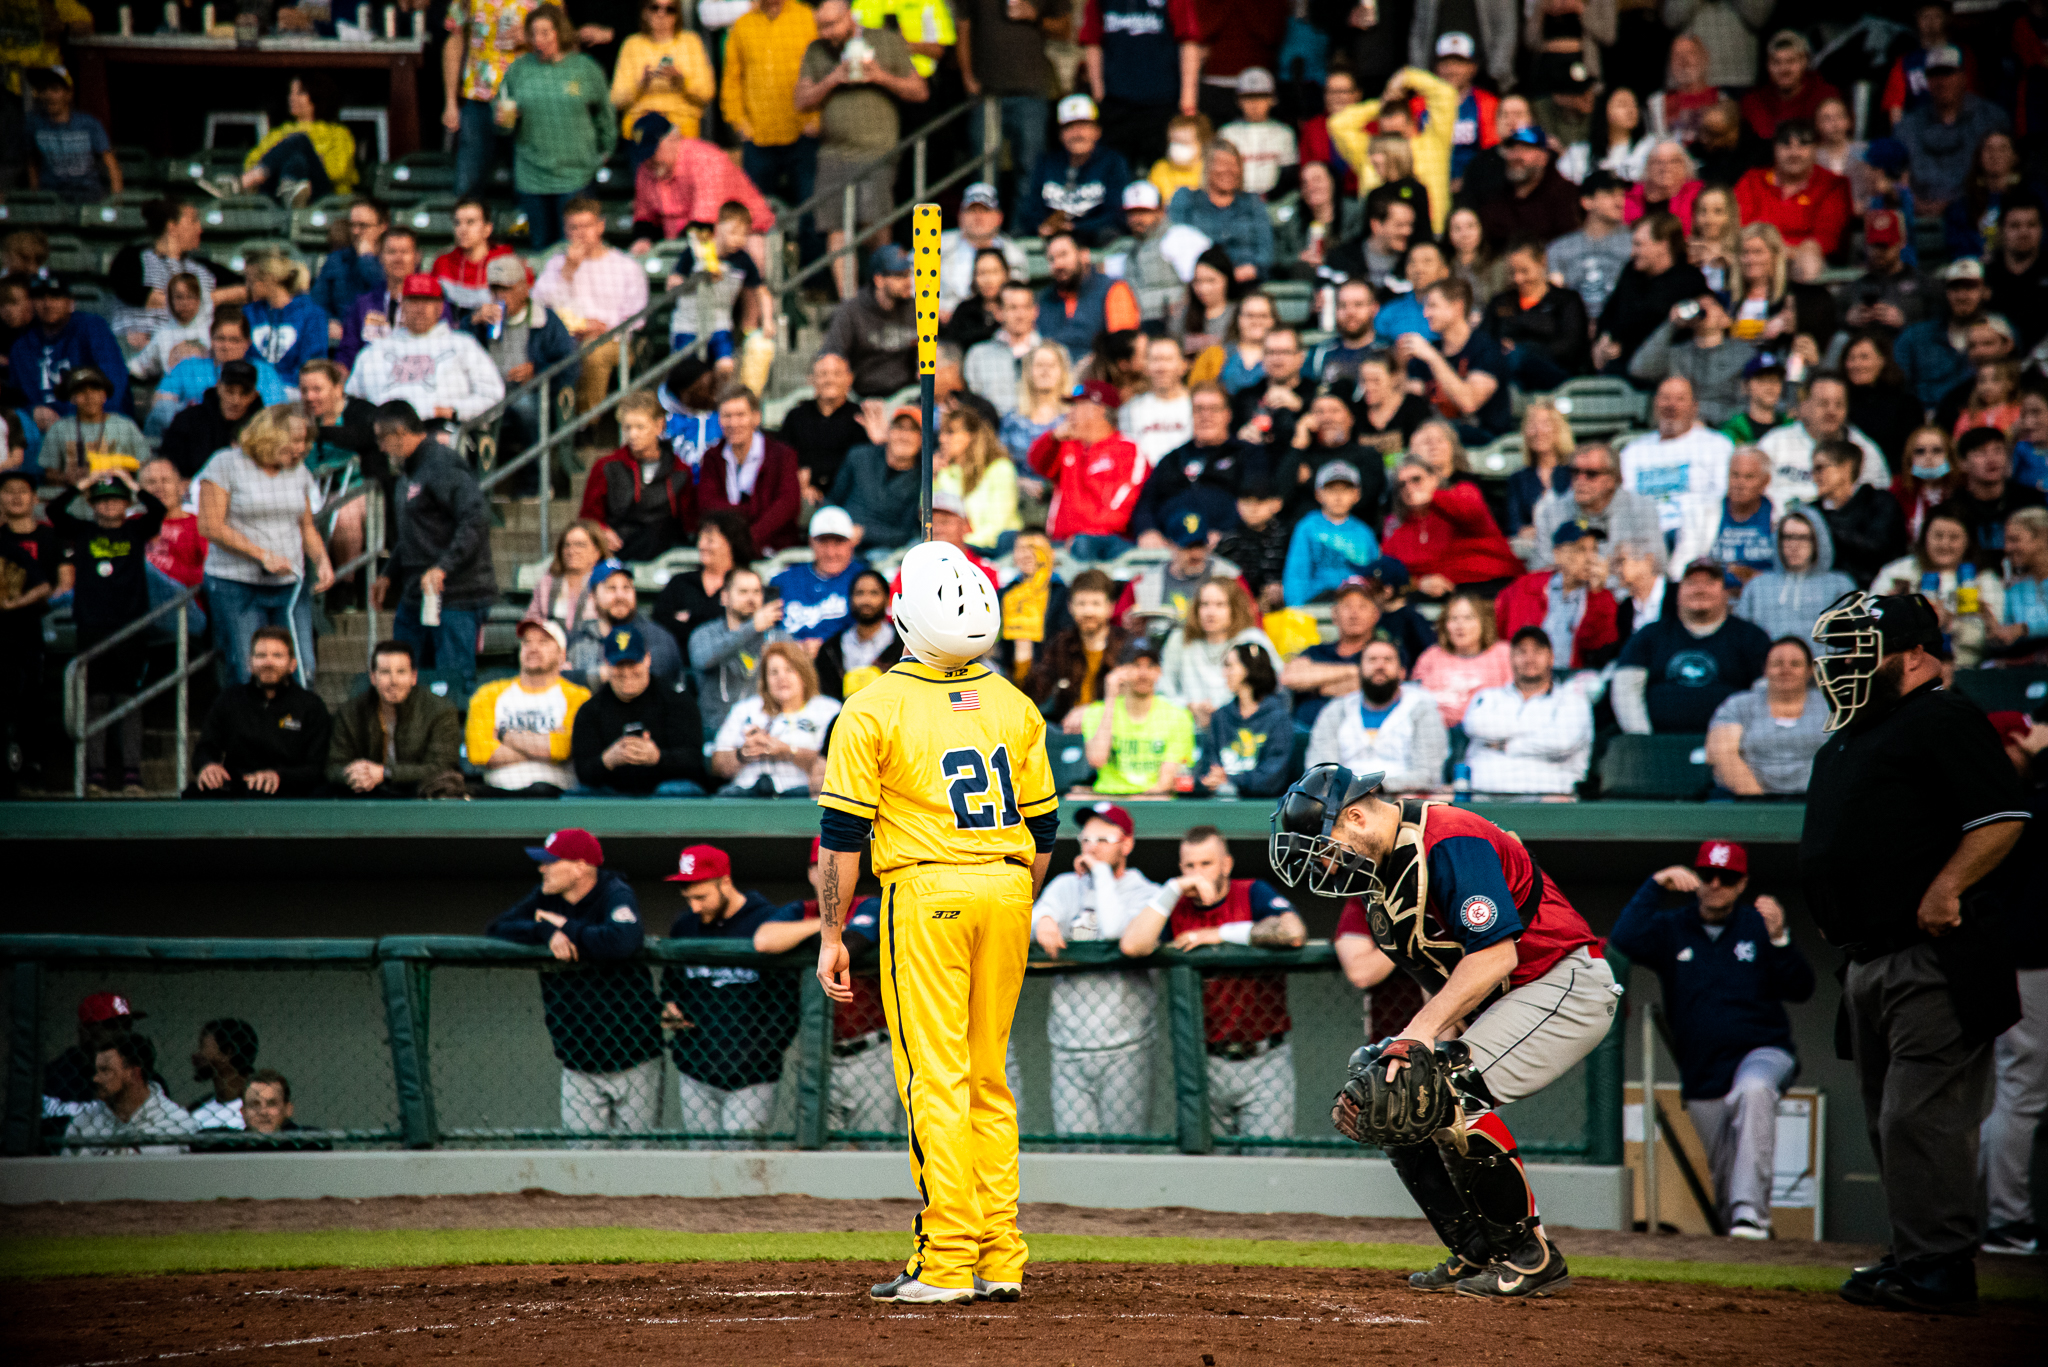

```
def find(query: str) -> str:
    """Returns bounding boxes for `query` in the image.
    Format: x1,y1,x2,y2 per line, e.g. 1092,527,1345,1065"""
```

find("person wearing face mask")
1892,424,1965,545
1148,112,1212,206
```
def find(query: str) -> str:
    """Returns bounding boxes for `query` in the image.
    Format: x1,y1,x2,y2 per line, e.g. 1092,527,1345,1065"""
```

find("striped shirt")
720,1,821,148
532,247,650,331
111,250,218,340
196,446,318,586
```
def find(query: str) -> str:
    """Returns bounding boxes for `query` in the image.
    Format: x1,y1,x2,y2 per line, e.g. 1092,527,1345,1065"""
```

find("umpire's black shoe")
1876,1258,1980,1317
1453,1237,1571,1299
1408,1254,1483,1292
1838,1254,1898,1307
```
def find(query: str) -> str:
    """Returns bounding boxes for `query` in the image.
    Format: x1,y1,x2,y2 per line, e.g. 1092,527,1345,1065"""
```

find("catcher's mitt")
1331,1038,1452,1147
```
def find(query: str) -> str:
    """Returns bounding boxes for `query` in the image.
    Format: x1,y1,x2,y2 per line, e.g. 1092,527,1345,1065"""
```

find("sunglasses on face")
1695,868,1743,886
1569,465,1608,478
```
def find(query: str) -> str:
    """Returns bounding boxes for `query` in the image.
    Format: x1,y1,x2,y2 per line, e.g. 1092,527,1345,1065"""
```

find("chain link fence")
2,937,1624,1163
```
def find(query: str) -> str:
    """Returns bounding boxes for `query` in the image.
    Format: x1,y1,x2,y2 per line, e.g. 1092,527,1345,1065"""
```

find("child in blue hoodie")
242,253,331,387
1283,460,1380,605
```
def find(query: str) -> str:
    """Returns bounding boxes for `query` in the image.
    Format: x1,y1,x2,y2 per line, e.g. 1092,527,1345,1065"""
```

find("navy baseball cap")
1171,507,1212,548
870,244,913,276
592,557,633,586
1551,518,1605,547
1863,138,1909,176
1366,556,1411,589
602,622,649,665
1743,352,1786,379
1504,125,1548,150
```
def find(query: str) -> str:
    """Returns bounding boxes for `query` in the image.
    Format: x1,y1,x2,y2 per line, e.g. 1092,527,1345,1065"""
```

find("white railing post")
1642,999,1658,1234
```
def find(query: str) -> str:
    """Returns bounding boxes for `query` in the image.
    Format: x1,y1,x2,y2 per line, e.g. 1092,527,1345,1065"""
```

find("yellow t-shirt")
820,660,1057,874
610,31,718,139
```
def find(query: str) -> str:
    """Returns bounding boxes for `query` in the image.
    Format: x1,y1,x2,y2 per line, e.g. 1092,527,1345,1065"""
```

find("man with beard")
814,568,902,699
1034,230,1140,363
1804,592,2029,1315
566,560,684,688
1306,281,1380,392
1474,127,1582,251
1611,560,1772,735
1304,639,1449,793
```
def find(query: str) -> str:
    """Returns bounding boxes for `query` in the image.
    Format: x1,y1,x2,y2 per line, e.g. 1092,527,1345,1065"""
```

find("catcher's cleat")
1453,1239,1571,1299
973,1275,1022,1302
870,1273,974,1304
1408,1254,1483,1292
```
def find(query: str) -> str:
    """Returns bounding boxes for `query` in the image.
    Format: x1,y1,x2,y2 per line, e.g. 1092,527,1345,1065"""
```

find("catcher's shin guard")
1436,1111,1542,1253
1384,1139,1496,1265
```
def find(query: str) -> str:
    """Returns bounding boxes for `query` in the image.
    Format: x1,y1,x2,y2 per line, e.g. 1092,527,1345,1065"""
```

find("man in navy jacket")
486,828,666,1139
1610,838,1816,1241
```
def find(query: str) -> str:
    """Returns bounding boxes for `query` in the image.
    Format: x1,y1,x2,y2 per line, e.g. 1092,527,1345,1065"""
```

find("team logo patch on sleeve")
1459,895,1499,932
611,907,637,923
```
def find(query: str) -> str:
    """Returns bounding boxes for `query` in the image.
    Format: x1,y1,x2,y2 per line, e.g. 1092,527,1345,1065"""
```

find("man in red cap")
1030,803,1163,1141
1841,209,1930,342
42,991,149,1106
1609,840,1815,1241
660,843,807,1139
487,829,666,1140
344,271,505,422
755,839,902,1141
1025,378,1146,559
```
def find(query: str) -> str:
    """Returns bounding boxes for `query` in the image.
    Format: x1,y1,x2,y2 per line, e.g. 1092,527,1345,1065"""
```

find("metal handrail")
62,584,213,800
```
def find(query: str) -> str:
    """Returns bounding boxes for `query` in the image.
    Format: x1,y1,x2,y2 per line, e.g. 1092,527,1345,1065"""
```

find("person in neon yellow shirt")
237,76,360,203
851,0,954,79
1077,645,1196,795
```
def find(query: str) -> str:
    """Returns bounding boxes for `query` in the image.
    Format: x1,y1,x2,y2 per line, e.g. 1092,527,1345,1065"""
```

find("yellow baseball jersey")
820,660,1058,874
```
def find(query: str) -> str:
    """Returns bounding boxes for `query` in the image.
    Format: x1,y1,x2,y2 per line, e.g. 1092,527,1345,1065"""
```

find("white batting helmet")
893,540,998,671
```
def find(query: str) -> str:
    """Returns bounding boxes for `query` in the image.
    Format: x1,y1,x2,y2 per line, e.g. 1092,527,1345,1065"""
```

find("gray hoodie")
688,613,793,739
1734,508,1858,645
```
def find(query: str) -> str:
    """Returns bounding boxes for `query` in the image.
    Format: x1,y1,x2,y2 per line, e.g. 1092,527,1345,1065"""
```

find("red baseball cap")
1864,209,1904,247
666,843,732,883
78,991,144,1025
527,828,604,867
1069,379,1122,412
1073,801,1134,840
1695,840,1748,874
401,272,443,300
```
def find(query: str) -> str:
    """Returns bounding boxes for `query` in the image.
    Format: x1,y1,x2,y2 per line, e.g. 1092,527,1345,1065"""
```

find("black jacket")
387,433,497,610
814,624,904,700
192,679,333,794
570,677,708,793
1218,514,1293,596
486,869,666,1074
1818,485,1908,589
1482,284,1590,373
1130,438,1259,540
1022,621,1135,723
1599,262,1711,359
160,390,253,479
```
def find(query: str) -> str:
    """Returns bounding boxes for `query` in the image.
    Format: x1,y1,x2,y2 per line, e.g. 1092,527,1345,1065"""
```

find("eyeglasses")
1569,465,1610,478
1695,869,1743,886
1395,473,1430,487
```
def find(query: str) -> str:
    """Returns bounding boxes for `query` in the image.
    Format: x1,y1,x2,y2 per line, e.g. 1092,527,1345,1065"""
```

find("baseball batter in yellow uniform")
817,542,1058,1305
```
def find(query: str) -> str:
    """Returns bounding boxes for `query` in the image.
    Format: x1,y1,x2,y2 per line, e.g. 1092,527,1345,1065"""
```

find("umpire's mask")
1811,590,1945,731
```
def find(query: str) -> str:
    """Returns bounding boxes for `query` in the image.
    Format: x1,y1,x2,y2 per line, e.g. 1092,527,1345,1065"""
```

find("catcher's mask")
1811,590,1944,731
1269,763,1387,898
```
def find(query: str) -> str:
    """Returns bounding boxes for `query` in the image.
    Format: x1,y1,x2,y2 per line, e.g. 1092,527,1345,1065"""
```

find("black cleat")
1453,1239,1572,1299
1408,1254,1482,1292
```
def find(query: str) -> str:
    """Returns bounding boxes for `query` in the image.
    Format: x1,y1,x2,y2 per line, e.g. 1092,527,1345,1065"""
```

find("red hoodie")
1493,570,1619,669
1028,429,1147,541
1380,481,1524,586
1733,164,1853,256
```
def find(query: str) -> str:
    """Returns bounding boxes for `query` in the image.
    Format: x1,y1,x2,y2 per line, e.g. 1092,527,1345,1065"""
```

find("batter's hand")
1916,883,1962,937
817,936,853,1002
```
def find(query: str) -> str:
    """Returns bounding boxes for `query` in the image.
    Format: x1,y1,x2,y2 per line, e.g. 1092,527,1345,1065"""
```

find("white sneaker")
973,1275,1021,1302
870,1272,974,1304
1728,1218,1771,1241
277,178,313,210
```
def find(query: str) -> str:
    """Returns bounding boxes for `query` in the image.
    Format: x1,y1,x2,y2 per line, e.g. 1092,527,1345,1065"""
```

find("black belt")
833,1029,887,1058
912,857,1033,870
1207,1032,1286,1061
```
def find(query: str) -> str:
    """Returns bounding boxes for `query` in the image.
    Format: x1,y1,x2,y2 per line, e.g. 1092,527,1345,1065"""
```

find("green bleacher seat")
1548,377,1646,436
78,192,158,236
1264,280,1314,327
602,202,637,241
764,384,814,430
1952,667,2048,714
69,281,115,321
1469,433,1526,478
198,196,287,237
400,196,459,241
220,239,307,275
375,152,456,198
44,234,96,276
292,196,357,252
1018,237,1049,284
495,205,532,243
1597,734,1711,800
161,150,244,187
113,146,156,188
0,191,76,228
638,243,687,284
590,160,632,196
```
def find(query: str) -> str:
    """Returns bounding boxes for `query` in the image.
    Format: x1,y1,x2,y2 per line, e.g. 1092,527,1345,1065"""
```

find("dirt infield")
6,1258,2042,1367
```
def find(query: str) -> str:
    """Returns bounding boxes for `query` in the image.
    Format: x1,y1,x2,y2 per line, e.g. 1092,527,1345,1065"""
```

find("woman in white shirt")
1559,87,1655,185
711,640,841,795
1158,576,1280,728
1873,506,2006,668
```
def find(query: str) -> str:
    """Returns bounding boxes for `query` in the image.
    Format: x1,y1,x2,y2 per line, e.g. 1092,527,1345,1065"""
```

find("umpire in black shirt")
1801,592,2031,1315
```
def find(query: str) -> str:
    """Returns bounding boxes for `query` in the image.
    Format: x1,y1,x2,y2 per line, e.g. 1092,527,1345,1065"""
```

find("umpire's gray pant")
1845,942,1997,1265
1686,1046,1796,1231
1981,967,2048,1232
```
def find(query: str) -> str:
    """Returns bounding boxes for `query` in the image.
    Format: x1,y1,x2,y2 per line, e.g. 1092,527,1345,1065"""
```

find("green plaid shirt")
501,52,619,195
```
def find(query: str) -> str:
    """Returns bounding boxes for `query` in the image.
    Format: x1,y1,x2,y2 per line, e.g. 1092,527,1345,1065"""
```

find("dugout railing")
1,935,1627,1164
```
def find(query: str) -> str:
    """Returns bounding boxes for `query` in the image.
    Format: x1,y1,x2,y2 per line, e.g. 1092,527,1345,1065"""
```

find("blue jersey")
772,560,869,641
1712,498,1776,575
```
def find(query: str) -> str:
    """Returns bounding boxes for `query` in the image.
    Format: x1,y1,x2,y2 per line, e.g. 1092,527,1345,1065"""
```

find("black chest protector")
1360,800,1550,1014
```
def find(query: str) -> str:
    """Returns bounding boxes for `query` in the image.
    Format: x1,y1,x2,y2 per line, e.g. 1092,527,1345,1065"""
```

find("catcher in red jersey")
1270,763,1621,1299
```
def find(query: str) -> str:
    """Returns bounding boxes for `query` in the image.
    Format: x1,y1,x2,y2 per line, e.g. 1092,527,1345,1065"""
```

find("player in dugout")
1268,763,1618,1298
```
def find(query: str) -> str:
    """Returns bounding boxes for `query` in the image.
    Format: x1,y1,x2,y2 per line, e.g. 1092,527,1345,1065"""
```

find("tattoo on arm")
821,858,843,929
1250,913,1307,948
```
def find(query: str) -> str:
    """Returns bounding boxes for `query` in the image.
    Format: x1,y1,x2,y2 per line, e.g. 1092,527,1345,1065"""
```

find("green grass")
3,1226,2040,1300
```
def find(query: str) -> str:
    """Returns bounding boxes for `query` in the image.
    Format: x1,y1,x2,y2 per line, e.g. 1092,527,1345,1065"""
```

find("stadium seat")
1597,733,1711,800
203,111,270,150
1469,433,1526,478
199,196,287,237
292,195,357,251
161,149,245,188
44,234,96,276
763,384,814,430
376,152,457,197
112,145,155,189
1548,377,1646,437
1265,280,1314,328
337,106,391,166
0,191,75,228
78,192,157,236
1951,667,2048,714
400,196,459,242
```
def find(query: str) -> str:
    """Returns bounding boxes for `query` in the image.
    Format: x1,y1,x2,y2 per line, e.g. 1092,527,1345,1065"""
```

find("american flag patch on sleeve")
949,690,981,711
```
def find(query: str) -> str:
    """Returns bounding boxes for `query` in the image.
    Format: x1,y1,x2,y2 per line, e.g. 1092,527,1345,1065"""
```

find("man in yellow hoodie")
1329,67,1457,237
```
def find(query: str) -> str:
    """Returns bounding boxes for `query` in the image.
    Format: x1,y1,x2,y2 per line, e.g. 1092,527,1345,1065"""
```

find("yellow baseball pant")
879,861,1033,1289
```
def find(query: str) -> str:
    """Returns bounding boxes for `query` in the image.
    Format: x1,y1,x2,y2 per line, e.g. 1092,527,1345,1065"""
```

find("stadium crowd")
1,1,2047,802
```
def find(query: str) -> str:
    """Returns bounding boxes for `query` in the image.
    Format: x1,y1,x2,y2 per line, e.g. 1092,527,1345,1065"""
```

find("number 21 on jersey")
942,746,1020,830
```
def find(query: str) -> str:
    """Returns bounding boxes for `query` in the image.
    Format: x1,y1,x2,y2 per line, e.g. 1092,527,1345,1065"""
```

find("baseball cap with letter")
1694,840,1748,874
78,991,145,1025
528,828,605,867
401,272,443,300
1122,180,1163,211
1075,801,1135,839
602,622,648,665
666,843,733,883
1435,32,1476,60
1864,209,1904,247
1057,93,1099,125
